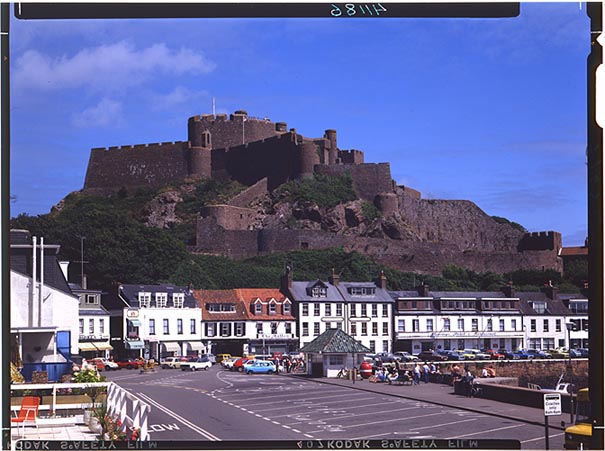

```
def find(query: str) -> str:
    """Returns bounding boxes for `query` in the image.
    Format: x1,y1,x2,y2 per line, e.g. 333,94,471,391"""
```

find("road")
104,365,563,448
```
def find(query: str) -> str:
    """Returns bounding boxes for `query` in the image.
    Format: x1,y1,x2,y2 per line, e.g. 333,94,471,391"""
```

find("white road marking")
520,432,565,443
449,424,526,438
409,418,477,431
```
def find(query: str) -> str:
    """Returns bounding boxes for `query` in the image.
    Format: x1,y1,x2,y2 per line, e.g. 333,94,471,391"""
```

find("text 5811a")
330,4,387,17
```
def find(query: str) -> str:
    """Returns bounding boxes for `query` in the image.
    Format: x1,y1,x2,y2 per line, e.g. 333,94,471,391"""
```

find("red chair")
11,396,40,437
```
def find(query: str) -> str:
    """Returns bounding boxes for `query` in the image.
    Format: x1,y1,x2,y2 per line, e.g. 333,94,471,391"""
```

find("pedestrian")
413,363,421,385
422,362,430,383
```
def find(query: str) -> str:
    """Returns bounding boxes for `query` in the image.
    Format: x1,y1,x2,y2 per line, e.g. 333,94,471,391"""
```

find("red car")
88,358,106,371
484,350,505,360
232,357,255,372
115,358,144,369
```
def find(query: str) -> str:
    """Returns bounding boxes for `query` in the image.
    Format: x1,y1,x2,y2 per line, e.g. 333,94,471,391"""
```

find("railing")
20,362,72,382
11,382,150,441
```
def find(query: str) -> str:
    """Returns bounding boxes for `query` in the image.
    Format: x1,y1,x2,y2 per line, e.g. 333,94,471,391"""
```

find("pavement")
11,373,564,443
286,373,567,430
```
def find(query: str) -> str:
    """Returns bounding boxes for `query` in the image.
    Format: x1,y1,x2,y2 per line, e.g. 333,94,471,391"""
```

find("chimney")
328,268,340,286
417,282,429,297
280,265,293,292
541,280,558,300
375,270,387,290
502,281,515,298
81,273,87,290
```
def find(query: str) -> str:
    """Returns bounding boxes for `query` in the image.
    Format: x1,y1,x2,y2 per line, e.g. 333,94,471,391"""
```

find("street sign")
544,393,562,416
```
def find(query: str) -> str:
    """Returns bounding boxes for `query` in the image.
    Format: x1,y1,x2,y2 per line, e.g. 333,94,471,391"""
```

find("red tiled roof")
560,247,588,257
235,288,295,320
193,289,250,321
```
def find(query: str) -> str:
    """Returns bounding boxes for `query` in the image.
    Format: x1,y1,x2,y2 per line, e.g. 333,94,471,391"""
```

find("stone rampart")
227,178,269,208
315,163,394,202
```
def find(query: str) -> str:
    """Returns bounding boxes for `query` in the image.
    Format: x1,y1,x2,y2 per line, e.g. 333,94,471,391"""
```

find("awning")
185,341,205,352
128,319,142,327
125,339,145,350
78,342,97,352
92,342,114,351
161,342,180,353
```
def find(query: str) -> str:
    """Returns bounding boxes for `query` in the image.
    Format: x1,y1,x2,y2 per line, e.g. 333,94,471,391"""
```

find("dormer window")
532,301,547,314
85,294,97,305
283,301,291,314
349,287,375,296
138,292,151,308
173,293,184,308
312,287,327,297
156,292,167,308
255,303,262,314
269,302,277,315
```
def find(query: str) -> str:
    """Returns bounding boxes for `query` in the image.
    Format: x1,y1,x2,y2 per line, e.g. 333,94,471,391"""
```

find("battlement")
92,141,189,152
189,112,276,125
338,149,364,164
518,231,562,252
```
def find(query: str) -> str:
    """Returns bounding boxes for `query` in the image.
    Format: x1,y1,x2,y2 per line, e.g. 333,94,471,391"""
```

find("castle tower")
374,192,399,216
298,141,320,179
189,130,212,179
325,129,338,165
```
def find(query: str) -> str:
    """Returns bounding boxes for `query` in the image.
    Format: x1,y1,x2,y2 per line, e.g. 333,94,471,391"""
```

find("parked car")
222,356,241,370
232,357,255,372
576,348,589,358
546,348,569,359
115,358,144,369
511,350,531,359
88,358,106,371
483,350,505,360
374,352,397,363
503,350,522,359
526,349,552,359
569,348,583,358
215,353,231,364
160,356,189,369
98,357,120,371
467,349,491,360
460,350,477,360
416,350,447,361
181,357,212,371
441,350,465,361
244,360,277,374
393,352,419,362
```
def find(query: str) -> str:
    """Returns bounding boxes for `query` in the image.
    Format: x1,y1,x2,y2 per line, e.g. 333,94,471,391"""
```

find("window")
382,340,389,352
271,322,278,334
471,319,478,332
283,302,291,314
149,319,155,335
311,286,327,297
336,304,342,316
255,303,262,314
349,287,376,296
444,339,451,350
530,319,536,332
336,322,342,330
79,319,84,334
350,304,356,317
220,323,231,337
173,293,184,308
382,304,388,317
543,338,555,350
443,318,450,331
369,340,376,352
458,318,464,331
511,319,517,330
313,304,320,316
458,339,465,350
372,323,378,336
190,319,196,334
486,319,492,332
86,294,97,305
302,322,309,336
499,319,505,331
285,323,292,334
382,323,389,335
555,319,561,332
302,303,309,316
89,319,94,334
351,323,357,335
206,323,215,337
208,303,236,312
269,303,277,315
426,319,433,332
234,322,244,336
412,319,419,332
256,322,263,334
371,304,378,317
163,319,169,334
529,338,541,349
177,319,183,335
543,319,549,332
531,301,547,314
581,319,589,331
99,319,105,334
329,355,344,366
138,292,151,308
361,323,368,336
325,304,332,316
314,323,320,336
499,339,506,349
412,301,417,309
397,319,405,332
361,305,367,317
156,292,167,308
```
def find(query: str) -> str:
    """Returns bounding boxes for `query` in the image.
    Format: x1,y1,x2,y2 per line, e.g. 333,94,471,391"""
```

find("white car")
222,357,239,370
100,358,119,370
181,357,212,371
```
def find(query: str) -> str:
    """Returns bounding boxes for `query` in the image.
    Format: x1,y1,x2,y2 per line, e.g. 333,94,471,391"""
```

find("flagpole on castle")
212,97,215,116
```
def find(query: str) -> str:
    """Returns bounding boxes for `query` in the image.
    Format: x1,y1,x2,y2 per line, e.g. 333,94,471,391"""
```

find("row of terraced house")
10,230,588,382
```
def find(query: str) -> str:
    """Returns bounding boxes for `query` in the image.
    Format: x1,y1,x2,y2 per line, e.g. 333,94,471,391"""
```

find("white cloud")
150,87,210,111
72,98,123,127
12,41,216,93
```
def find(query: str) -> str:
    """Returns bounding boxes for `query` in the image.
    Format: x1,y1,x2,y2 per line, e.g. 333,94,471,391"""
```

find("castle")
82,110,563,275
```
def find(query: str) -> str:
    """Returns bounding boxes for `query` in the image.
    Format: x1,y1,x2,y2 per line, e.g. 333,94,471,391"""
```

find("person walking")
413,363,421,385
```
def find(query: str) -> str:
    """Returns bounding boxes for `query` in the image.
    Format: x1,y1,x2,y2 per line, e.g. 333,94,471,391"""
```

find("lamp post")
565,322,576,423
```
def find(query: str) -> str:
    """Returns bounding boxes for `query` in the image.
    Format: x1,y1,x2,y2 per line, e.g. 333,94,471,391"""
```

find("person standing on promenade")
413,363,421,385
422,362,430,383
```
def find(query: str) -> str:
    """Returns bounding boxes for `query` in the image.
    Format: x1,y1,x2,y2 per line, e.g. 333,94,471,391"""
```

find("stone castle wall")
315,163,394,202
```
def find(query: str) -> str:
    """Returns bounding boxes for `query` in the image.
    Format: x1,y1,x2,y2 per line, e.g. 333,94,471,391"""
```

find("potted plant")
72,367,106,425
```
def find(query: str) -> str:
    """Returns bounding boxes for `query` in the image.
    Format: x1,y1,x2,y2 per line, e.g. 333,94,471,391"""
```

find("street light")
565,321,576,423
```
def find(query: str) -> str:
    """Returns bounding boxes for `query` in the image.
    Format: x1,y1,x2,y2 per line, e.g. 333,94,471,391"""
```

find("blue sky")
9,3,589,246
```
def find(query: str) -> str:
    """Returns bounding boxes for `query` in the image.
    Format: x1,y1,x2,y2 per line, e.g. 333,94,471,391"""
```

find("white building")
10,230,79,382
103,284,203,360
